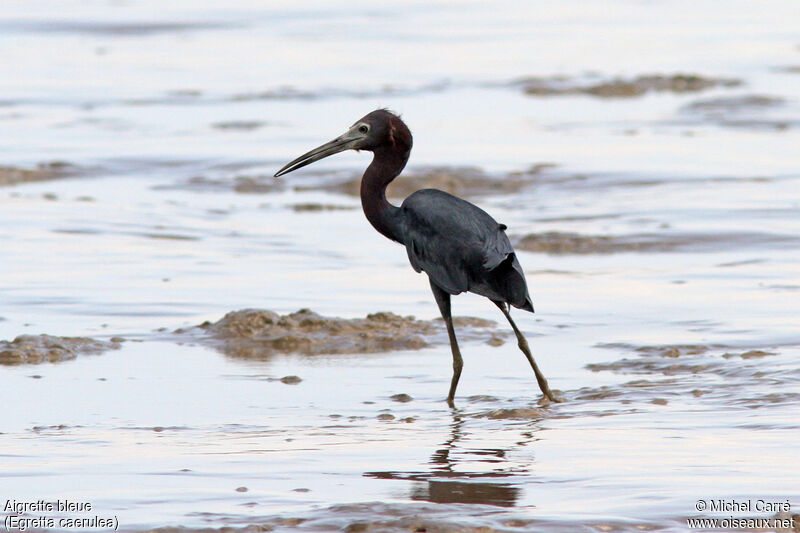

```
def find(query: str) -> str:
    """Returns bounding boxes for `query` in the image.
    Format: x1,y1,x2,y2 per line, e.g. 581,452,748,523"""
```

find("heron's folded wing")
481,224,515,270
400,189,506,295
405,222,471,295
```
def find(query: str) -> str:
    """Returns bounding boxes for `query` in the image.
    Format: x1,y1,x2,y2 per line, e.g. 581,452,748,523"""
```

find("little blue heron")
275,109,559,405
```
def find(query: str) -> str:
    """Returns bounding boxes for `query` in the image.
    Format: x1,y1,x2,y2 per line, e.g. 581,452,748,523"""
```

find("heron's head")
274,109,412,177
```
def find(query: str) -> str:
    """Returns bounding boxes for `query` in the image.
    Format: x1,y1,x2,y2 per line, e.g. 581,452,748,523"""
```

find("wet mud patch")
587,358,719,377
164,164,557,200
685,94,785,111
183,174,287,194
588,343,726,377
515,73,740,98
467,394,502,403
514,230,799,254
176,308,506,360
231,86,318,101
299,164,556,200
601,343,719,358
160,164,355,195
732,392,800,409
0,162,75,187
681,94,794,130
210,120,267,131
230,80,451,102
475,407,548,420
0,334,121,365
588,342,800,408
722,349,776,359
291,203,357,212
146,502,673,533
390,393,413,403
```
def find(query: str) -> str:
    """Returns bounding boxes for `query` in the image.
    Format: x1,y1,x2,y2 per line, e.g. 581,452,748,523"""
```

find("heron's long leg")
494,301,560,403
430,281,462,407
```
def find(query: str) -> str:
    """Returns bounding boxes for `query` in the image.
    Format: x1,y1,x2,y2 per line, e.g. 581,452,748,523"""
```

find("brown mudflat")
684,94,785,111
0,334,121,365
515,230,800,255
309,164,556,200
681,94,793,130
178,308,505,360
586,342,800,409
517,73,740,98
0,162,74,187
170,164,557,201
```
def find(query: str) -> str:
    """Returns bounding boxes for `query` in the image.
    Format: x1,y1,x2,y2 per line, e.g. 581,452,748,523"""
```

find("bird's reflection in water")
410,479,519,507
366,411,539,507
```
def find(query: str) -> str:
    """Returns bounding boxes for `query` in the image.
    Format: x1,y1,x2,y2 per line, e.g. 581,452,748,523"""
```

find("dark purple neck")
360,145,408,244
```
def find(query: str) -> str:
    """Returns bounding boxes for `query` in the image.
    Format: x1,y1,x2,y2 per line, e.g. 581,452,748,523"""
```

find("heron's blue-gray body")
400,189,534,312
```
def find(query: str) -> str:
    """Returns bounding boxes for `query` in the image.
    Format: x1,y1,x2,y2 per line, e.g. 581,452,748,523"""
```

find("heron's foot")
538,390,566,405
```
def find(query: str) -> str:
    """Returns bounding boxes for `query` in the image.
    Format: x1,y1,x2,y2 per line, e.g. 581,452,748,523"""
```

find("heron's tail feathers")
513,296,535,313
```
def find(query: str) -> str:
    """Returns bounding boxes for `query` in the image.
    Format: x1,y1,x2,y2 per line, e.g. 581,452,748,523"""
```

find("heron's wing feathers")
481,224,515,270
405,223,471,294
401,189,513,296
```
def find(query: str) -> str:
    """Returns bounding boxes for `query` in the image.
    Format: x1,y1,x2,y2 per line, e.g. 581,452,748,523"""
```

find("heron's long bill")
274,136,354,178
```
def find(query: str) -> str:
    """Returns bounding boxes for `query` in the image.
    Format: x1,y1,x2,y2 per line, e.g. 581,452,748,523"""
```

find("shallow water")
2,1,799,531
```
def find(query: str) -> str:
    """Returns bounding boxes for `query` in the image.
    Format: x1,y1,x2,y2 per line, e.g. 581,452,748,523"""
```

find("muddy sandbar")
301,164,556,200
0,334,121,365
588,342,800,409
477,407,547,420
178,308,505,360
211,121,267,131
0,162,74,187
515,230,799,255
231,80,451,102
587,343,721,376
517,73,740,98
166,174,286,194
167,164,557,201
291,203,357,212
684,94,785,111
681,94,791,130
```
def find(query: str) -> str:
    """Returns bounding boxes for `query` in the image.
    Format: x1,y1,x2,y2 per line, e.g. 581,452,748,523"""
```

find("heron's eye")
358,124,369,134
